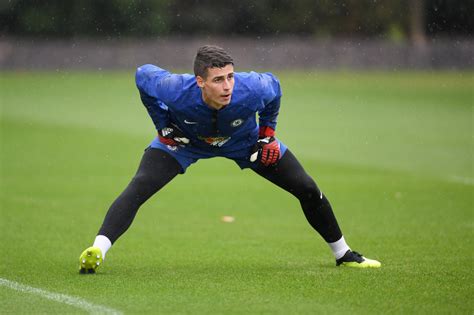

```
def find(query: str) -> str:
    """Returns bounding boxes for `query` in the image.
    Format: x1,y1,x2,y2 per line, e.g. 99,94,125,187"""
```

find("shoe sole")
78,247,103,274
339,260,381,268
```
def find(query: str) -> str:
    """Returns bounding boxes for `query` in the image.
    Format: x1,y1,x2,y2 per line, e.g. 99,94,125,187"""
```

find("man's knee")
296,176,321,201
130,172,163,191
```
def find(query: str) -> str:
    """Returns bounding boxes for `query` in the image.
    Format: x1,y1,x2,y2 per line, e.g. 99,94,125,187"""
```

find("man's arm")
257,72,282,135
137,91,170,131
135,64,189,145
135,64,182,131
250,73,283,166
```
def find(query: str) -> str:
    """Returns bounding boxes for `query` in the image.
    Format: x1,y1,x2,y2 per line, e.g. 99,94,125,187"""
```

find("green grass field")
1,71,472,314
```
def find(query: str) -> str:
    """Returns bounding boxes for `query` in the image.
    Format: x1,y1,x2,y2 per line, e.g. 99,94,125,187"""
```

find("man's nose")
223,79,231,90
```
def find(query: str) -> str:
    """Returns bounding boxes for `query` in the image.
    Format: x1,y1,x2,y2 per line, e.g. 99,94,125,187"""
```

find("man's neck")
207,103,226,110
202,95,226,110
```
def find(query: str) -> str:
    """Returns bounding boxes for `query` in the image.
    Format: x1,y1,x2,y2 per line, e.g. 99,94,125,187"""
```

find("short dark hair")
193,45,234,78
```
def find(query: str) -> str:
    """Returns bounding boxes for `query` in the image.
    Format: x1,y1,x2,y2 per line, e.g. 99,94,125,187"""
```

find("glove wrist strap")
259,126,275,138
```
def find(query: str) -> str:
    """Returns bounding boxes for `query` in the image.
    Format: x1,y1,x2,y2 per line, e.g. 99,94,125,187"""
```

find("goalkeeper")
79,45,380,273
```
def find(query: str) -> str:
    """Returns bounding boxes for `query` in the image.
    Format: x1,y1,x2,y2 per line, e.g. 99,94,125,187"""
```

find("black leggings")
253,150,342,242
98,148,342,243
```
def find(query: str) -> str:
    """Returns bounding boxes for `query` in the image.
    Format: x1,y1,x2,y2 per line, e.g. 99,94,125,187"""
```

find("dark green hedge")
1,0,472,38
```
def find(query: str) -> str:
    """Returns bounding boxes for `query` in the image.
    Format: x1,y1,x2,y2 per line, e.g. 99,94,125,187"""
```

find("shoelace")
350,251,365,263
351,251,363,258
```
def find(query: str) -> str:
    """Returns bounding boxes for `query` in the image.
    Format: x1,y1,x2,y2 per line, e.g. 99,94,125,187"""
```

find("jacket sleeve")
257,72,282,131
135,64,181,130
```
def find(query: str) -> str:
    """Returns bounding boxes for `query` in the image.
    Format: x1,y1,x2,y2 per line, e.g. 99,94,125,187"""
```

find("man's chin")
221,94,232,104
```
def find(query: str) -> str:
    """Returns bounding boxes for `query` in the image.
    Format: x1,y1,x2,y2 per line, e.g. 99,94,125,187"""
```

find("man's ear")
196,75,205,88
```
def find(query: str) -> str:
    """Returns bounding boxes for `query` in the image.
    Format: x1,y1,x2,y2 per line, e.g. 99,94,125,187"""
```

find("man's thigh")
252,149,319,196
149,140,201,174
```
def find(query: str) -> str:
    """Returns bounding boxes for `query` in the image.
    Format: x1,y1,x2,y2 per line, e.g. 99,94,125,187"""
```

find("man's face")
196,64,234,110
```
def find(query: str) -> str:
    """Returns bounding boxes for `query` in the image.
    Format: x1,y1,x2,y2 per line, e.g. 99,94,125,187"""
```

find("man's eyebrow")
211,73,233,80
212,75,225,79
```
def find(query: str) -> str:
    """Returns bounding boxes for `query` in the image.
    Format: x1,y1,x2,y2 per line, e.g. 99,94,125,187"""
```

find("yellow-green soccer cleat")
79,247,103,274
336,250,381,268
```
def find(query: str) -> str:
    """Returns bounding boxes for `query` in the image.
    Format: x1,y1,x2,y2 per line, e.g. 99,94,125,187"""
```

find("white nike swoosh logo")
184,120,198,124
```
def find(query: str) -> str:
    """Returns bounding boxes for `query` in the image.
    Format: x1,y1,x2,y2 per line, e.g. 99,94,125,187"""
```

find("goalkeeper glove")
250,126,281,166
158,126,190,146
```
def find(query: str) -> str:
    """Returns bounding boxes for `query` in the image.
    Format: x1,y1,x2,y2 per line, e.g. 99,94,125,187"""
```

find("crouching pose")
79,45,380,273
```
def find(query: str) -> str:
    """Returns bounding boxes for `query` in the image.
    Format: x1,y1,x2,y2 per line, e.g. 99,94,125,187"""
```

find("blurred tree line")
1,0,472,40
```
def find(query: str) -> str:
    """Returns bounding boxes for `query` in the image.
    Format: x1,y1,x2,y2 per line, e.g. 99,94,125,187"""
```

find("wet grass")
1,70,472,314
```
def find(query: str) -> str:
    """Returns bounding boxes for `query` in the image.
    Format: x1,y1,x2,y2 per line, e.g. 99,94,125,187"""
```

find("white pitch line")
0,278,122,315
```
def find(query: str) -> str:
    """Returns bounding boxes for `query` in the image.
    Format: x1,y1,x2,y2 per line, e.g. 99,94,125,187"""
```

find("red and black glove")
250,126,281,166
158,126,190,146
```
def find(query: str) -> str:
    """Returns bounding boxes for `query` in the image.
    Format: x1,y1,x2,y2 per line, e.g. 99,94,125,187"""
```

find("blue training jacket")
135,64,282,152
